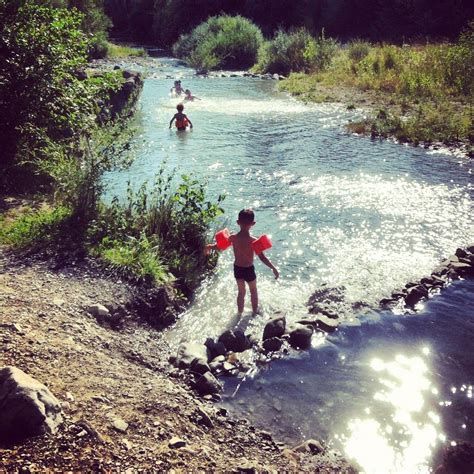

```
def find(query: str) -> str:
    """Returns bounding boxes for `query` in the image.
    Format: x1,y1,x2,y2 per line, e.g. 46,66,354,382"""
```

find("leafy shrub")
172,15,263,71
347,40,371,62
255,29,337,75
90,170,225,293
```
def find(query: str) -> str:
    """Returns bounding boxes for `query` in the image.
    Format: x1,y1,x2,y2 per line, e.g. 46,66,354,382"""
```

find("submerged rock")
0,366,63,442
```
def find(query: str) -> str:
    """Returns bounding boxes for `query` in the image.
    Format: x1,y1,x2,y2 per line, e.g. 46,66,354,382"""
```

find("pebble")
112,417,129,433
168,437,186,449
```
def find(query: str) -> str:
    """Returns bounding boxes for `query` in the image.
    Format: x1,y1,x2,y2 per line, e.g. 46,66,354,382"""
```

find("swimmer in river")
184,89,201,101
170,80,184,96
169,103,193,131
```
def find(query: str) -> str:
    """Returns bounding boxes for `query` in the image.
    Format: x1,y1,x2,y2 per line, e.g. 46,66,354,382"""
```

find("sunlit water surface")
106,58,474,471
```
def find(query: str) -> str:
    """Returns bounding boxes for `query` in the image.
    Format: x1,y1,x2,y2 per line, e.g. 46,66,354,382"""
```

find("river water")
106,58,474,472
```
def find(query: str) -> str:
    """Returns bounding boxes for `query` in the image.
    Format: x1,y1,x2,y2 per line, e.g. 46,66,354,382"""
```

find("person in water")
205,208,279,315
184,89,201,101
169,103,193,131
170,80,184,96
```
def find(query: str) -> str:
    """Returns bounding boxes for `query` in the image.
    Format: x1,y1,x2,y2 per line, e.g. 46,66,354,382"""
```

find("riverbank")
0,248,354,472
277,37,473,158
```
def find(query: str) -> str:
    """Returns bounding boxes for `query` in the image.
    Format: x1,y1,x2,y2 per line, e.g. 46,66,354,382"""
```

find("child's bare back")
229,231,256,267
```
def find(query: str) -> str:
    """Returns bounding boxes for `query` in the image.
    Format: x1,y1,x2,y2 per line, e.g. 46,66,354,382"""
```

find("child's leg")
236,279,246,314
247,279,258,314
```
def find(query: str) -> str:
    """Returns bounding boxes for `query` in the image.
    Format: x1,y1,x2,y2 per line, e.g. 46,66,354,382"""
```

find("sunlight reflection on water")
341,351,441,473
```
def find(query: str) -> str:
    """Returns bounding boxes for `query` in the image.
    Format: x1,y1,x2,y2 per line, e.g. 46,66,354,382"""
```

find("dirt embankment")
0,250,355,473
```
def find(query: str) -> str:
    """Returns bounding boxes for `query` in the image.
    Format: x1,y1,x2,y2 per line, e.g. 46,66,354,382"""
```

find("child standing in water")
205,209,279,315
169,103,193,131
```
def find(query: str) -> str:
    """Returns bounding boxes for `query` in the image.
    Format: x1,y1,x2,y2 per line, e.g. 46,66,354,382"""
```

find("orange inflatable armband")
252,235,272,254
215,228,232,250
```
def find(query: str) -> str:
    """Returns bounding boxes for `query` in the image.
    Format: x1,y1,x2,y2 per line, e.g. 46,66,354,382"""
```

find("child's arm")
186,115,193,128
169,114,176,128
257,252,279,279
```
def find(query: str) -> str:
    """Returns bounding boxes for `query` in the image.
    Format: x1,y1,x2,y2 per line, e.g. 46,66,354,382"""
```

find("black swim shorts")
234,264,256,282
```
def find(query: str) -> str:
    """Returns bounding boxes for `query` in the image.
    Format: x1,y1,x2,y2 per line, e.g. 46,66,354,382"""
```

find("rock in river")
288,324,313,349
262,313,286,340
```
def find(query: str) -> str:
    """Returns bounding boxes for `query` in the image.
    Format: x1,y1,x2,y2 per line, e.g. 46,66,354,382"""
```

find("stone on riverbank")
293,439,324,455
176,343,208,369
195,372,222,395
0,366,63,442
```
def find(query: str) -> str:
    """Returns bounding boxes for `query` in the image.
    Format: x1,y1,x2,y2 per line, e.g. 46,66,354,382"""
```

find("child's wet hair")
177,103,184,111
238,208,255,224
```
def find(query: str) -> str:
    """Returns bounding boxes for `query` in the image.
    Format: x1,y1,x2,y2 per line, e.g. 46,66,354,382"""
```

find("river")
106,57,474,472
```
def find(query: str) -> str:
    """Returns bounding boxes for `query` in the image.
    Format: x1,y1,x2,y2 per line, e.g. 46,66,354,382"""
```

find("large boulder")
0,366,63,443
176,343,208,369
288,324,313,349
262,313,286,340
218,330,252,353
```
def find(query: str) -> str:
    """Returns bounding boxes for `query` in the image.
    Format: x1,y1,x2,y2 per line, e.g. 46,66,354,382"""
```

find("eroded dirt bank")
0,250,354,472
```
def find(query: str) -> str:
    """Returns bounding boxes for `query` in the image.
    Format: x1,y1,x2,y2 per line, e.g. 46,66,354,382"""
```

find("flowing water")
106,58,474,472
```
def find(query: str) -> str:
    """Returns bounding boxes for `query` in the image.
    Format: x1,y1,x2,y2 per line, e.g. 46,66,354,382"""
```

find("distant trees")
104,0,474,46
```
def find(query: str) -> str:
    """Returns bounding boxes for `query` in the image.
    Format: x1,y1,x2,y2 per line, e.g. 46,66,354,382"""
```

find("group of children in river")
169,80,279,317
168,80,199,131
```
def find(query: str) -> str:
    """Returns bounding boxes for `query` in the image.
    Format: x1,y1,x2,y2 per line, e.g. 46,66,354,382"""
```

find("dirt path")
0,250,355,472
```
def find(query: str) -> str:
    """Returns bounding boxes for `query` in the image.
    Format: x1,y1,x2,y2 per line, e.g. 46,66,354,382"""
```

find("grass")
0,205,72,250
106,42,147,58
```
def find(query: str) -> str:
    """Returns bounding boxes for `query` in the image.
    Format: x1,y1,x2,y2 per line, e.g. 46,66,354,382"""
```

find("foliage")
347,40,370,62
0,2,87,189
172,15,263,71
98,234,171,285
106,42,147,58
0,205,72,250
89,170,225,292
104,0,474,46
255,29,338,75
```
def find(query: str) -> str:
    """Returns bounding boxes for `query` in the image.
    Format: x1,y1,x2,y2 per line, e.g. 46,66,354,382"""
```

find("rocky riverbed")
0,249,354,472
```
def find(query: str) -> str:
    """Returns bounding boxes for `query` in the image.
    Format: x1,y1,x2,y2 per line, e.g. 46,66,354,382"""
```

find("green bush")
90,170,225,293
255,29,338,75
172,15,263,71
347,40,371,62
